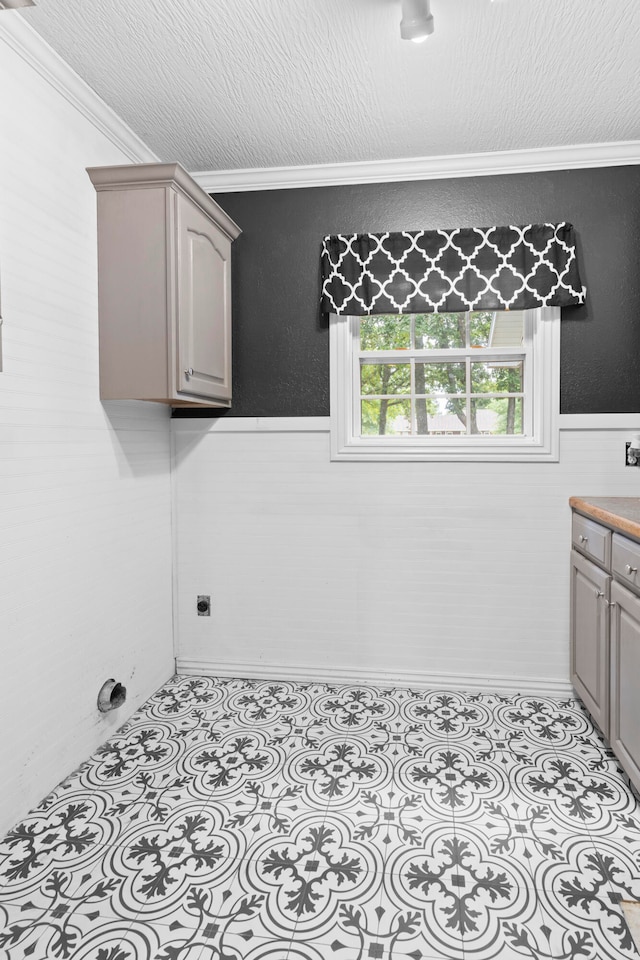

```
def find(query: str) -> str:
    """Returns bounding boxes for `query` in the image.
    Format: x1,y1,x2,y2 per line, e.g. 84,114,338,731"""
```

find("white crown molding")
0,14,158,163
192,141,640,194
176,657,574,697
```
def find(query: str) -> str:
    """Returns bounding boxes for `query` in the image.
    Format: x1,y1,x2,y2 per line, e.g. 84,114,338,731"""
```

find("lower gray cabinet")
570,549,611,737
610,580,640,793
571,511,640,794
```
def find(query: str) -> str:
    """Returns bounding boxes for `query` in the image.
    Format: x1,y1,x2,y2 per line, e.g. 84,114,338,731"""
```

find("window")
330,307,560,461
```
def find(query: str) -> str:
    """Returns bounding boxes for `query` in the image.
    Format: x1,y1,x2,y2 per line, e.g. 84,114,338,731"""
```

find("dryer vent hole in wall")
197,595,211,616
97,679,127,713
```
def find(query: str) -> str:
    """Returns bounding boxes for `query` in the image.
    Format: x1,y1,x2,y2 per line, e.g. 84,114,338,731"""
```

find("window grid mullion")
411,316,416,436
410,356,416,436
359,349,524,361
355,319,363,436
464,312,470,436
465,355,471,436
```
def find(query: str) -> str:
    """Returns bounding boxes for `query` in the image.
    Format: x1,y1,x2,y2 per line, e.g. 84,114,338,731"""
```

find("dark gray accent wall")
173,166,640,418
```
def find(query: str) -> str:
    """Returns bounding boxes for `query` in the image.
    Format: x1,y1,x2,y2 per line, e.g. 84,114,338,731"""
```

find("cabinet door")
175,193,232,402
610,581,640,793
570,549,610,736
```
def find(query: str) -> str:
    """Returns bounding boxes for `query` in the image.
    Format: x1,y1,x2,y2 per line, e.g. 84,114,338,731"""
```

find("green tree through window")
359,312,524,437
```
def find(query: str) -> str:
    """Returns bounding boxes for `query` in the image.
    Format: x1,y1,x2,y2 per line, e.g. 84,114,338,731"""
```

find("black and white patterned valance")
321,222,586,315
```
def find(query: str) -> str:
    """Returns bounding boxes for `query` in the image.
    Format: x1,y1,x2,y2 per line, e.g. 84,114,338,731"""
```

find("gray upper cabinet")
87,162,241,407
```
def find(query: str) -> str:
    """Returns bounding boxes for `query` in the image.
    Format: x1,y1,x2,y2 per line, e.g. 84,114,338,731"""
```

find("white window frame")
329,307,560,462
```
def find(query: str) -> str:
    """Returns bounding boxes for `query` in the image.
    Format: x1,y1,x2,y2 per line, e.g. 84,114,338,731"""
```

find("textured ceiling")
20,0,640,172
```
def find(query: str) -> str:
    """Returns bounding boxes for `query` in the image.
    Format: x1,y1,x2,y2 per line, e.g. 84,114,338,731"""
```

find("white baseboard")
175,657,574,698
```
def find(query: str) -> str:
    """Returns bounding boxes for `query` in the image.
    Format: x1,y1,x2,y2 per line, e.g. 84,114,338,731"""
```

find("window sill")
330,435,560,462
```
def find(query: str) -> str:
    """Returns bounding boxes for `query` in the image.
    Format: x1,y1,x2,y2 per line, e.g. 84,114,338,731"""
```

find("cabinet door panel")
611,581,640,793
570,549,610,736
176,195,232,402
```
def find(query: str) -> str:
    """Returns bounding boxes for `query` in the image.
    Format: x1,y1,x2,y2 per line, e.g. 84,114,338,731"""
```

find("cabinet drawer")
572,514,611,568
612,533,640,592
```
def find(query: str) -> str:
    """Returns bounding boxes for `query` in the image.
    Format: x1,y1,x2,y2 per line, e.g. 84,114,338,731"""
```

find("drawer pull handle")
185,368,194,379
625,564,638,575
579,535,588,544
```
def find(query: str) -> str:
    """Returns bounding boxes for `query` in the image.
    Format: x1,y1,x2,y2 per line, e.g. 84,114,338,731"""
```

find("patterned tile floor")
2,677,640,959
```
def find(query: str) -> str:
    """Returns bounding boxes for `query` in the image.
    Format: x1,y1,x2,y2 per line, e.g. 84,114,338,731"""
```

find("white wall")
0,19,174,836
173,417,640,696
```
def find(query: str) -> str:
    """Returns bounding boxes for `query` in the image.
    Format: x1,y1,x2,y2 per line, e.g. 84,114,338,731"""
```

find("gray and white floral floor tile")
2,676,640,959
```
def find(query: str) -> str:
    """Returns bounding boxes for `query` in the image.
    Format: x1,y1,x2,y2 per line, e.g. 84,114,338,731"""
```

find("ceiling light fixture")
400,0,434,42
0,0,36,8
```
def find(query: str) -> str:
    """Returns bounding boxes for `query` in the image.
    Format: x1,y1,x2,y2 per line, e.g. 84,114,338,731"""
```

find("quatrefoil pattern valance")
321,222,586,315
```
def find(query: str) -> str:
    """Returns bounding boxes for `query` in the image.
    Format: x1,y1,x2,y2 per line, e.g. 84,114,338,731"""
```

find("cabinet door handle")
595,590,615,607
185,368,194,379
579,535,588,544
625,564,638,575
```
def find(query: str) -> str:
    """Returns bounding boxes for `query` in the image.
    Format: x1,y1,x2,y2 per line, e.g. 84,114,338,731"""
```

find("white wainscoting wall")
0,20,173,836
173,416,640,697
